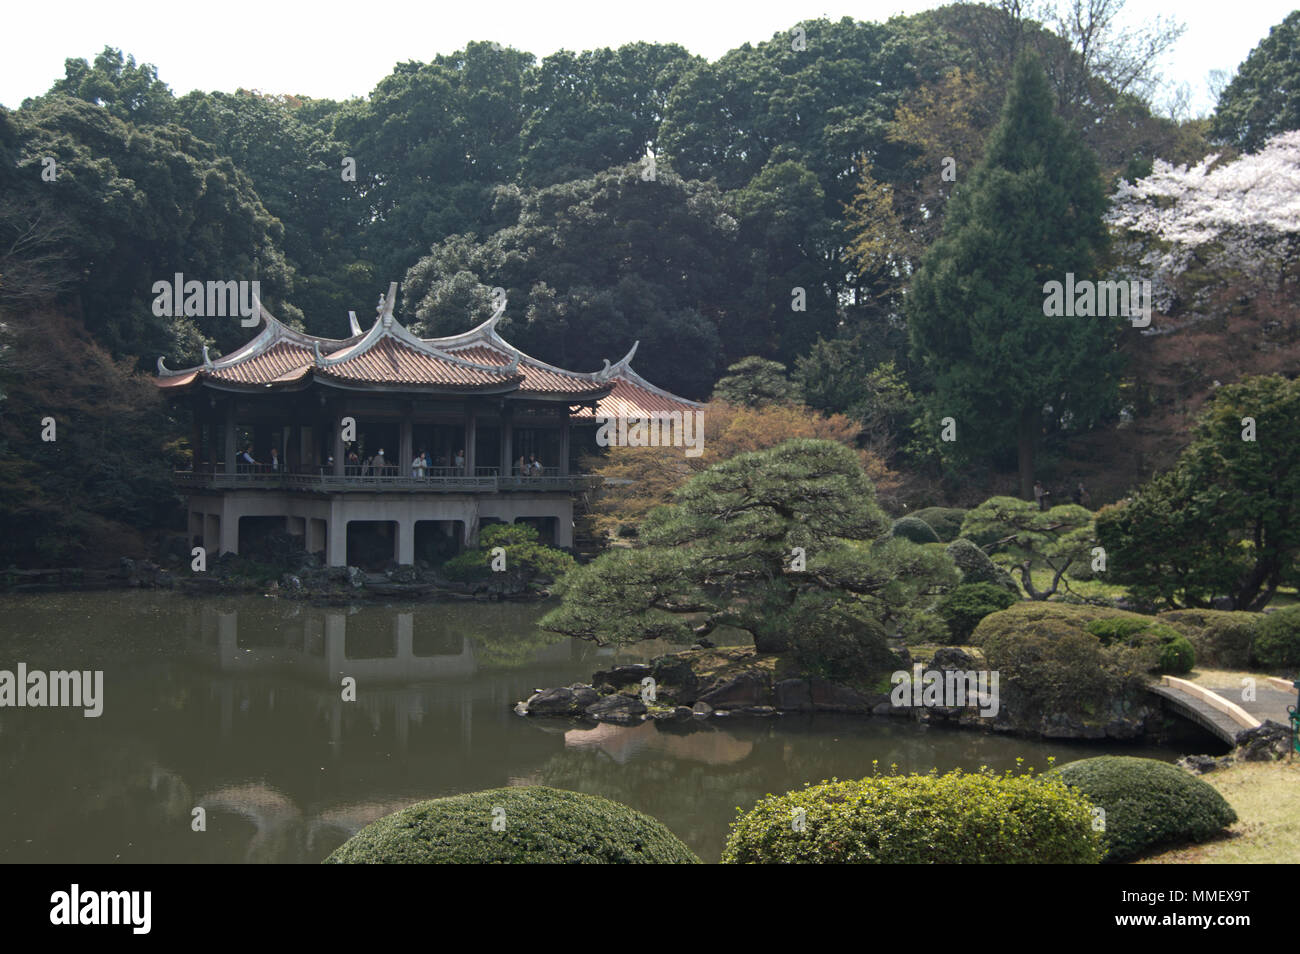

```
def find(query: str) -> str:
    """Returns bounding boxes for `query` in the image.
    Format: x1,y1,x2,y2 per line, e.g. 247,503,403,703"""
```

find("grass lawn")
1138,760,1300,864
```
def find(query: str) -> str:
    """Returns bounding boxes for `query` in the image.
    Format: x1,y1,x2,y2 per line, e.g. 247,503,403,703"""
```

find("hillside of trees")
1,0,1297,567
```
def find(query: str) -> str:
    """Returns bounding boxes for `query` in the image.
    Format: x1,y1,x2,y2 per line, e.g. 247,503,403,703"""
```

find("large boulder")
520,684,600,716
697,672,767,708
584,694,647,724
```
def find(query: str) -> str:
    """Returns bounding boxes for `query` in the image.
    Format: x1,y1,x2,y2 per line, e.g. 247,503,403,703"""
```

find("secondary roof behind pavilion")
155,283,702,419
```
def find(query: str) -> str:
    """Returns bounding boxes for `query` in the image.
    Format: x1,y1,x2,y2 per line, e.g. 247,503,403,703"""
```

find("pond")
0,591,1207,863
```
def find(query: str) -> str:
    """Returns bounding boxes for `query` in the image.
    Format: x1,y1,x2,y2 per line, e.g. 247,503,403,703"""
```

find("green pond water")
0,591,1206,863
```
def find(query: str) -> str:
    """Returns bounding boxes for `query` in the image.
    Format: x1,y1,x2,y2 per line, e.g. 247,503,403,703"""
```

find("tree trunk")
1017,406,1036,500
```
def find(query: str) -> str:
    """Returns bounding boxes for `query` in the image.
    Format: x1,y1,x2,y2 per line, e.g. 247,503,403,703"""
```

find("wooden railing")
174,466,593,494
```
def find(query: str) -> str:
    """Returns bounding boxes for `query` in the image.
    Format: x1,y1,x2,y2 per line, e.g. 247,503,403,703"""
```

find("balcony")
174,464,597,494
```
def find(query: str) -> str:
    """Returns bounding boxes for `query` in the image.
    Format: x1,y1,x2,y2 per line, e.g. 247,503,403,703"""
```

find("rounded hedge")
324,786,700,864
1054,757,1236,862
1159,610,1260,669
722,767,1104,864
1084,618,1195,674
946,537,1020,594
909,507,968,542
1254,605,1300,669
936,582,1020,643
891,516,940,544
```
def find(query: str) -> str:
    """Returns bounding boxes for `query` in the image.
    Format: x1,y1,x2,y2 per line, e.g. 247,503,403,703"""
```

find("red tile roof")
155,285,699,417
316,336,519,389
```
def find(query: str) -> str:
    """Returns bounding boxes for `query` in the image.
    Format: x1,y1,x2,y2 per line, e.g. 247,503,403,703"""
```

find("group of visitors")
515,454,544,476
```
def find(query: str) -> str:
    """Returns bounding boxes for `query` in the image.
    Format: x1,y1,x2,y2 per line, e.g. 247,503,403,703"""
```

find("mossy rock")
891,516,940,544
1054,756,1237,861
324,786,700,864
722,768,1104,864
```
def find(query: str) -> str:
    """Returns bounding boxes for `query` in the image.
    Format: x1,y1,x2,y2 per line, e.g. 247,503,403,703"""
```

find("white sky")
1,0,1294,117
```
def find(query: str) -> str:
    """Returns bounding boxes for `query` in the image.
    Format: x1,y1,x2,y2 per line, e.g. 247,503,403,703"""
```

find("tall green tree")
906,51,1116,497
1097,374,1300,611
1212,11,1300,152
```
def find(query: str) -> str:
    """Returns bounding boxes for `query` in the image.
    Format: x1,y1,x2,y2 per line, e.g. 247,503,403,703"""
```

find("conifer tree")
906,52,1117,497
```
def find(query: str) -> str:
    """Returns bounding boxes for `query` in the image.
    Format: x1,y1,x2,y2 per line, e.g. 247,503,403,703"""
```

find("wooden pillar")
502,407,514,475
332,406,345,476
464,405,477,474
191,414,203,471
224,402,237,475
559,417,571,475
400,405,413,475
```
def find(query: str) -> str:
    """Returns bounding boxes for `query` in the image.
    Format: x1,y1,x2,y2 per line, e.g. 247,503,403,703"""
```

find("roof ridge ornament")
379,282,398,329
157,356,170,374
202,345,213,369
314,341,323,365
348,311,362,336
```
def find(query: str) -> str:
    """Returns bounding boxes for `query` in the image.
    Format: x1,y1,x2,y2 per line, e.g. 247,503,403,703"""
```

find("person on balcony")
371,449,387,475
239,446,257,470
515,454,526,477
270,448,280,472
412,449,426,478
454,449,465,472
529,454,542,475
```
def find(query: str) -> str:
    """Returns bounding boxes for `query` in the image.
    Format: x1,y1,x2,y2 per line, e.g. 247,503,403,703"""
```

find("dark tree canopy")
1212,11,1300,152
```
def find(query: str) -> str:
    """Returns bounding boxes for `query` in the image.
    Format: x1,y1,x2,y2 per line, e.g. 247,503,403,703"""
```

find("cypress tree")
907,51,1117,497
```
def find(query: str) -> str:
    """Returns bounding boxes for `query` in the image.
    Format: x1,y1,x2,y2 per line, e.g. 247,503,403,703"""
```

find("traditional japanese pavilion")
156,283,700,566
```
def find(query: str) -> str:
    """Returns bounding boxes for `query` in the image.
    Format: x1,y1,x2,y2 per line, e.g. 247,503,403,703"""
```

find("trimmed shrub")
1084,618,1196,674
1158,610,1260,669
324,786,699,864
936,582,1020,643
441,523,576,582
972,603,1163,729
891,516,939,544
1254,606,1300,669
946,537,1020,595
910,507,968,542
722,767,1104,864
972,602,1149,646
1054,757,1237,861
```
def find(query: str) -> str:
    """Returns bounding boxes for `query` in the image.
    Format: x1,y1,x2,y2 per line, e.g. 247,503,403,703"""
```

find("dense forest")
1,1,1297,567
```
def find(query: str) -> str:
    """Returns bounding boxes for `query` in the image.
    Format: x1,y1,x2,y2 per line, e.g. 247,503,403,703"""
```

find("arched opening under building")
346,520,396,569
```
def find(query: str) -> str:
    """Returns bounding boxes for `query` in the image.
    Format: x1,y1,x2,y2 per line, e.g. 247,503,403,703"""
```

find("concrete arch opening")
414,520,464,564
346,520,397,569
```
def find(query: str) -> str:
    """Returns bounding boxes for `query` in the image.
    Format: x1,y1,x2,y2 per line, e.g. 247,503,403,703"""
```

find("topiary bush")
891,515,940,544
1054,756,1237,861
1085,618,1195,674
722,767,1104,864
440,523,576,582
910,507,968,542
936,582,1020,643
1253,605,1300,669
324,786,700,864
972,603,1165,731
946,537,1020,595
1158,610,1260,669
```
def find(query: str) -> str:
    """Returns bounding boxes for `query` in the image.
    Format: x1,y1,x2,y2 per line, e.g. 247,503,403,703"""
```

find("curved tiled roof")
156,282,701,418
